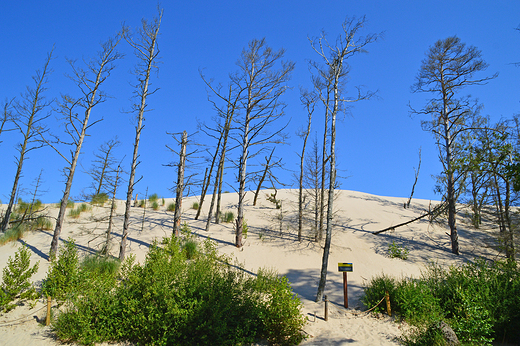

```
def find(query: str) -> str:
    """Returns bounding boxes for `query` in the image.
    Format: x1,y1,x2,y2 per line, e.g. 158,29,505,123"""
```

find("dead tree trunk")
173,131,187,236
1,51,52,233
119,10,162,261
406,148,421,208
253,148,276,206
48,36,123,258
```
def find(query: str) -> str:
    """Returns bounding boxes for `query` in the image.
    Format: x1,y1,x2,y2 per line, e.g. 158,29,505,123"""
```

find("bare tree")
46,35,123,258
173,131,187,236
297,90,316,241
405,148,422,208
1,51,53,232
85,138,120,198
411,36,497,255
119,9,162,261
232,38,294,248
253,147,283,206
310,16,380,302
103,160,123,256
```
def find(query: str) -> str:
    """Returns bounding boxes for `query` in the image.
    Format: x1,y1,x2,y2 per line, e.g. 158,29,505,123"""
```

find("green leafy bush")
166,202,175,212
52,234,306,345
364,260,520,345
0,245,39,312
42,239,79,300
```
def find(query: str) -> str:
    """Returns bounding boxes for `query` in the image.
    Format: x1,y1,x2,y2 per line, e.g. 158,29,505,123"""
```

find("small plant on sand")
161,197,165,206
222,211,234,223
242,219,248,239
191,201,199,210
68,203,91,219
138,200,145,208
388,241,409,260
151,201,159,211
166,202,175,212
0,245,39,312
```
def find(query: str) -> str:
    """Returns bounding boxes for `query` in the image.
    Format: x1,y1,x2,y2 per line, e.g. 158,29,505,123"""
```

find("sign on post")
338,263,353,272
338,263,353,308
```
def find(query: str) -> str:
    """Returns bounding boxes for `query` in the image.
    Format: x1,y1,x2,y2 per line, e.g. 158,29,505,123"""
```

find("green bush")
151,201,159,211
364,260,520,345
0,245,39,312
161,197,165,206
388,241,409,260
16,198,43,214
91,193,109,206
52,234,306,345
166,202,175,212
191,201,199,210
42,239,79,300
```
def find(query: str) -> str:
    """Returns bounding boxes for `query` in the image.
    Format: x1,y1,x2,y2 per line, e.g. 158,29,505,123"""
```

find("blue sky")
0,0,518,204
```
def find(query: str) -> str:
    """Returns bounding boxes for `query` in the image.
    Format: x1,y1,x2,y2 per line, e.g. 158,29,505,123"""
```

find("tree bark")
173,131,187,236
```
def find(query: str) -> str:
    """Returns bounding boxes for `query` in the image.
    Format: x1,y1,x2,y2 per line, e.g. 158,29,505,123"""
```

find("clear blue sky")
0,0,518,204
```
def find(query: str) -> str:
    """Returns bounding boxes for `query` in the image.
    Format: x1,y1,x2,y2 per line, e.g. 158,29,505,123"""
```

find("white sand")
0,189,501,345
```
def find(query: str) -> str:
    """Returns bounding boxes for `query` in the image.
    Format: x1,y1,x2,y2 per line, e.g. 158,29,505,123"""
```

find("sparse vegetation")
166,202,175,212
68,203,91,219
191,201,199,210
151,201,159,210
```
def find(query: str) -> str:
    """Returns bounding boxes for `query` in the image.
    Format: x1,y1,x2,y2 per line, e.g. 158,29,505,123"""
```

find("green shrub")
167,202,175,212
191,201,199,210
91,193,109,206
16,198,43,214
388,241,409,260
52,234,306,345
151,201,159,211
42,239,79,300
138,200,145,208
0,245,39,312
182,239,198,260
34,215,53,230
222,211,234,223
161,197,165,206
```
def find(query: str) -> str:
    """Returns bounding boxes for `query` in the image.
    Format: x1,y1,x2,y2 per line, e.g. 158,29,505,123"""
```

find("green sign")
338,263,353,272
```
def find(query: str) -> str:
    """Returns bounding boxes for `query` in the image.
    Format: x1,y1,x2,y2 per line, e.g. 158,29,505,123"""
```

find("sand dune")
0,189,501,345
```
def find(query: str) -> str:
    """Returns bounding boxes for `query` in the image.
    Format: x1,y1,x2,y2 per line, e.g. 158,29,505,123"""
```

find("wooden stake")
324,294,329,321
385,291,391,317
46,296,51,326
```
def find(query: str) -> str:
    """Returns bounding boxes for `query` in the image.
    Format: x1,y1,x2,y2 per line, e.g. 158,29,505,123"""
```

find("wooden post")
343,272,348,308
324,294,329,321
385,291,392,317
46,296,51,326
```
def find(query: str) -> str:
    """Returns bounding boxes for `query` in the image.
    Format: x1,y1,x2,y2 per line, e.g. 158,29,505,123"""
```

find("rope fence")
317,291,392,322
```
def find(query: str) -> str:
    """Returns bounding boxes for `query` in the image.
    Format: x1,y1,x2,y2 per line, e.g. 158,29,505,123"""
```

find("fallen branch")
373,202,446,235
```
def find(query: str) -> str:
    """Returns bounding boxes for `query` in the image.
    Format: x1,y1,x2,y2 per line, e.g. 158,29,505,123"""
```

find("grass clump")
148,193,158,203
68,203,91,219
363,260,520,345
221,211,234,223
52,234,306,345
91,193,109,206
191,201,199,210
166,202,175,212
151,201,159,211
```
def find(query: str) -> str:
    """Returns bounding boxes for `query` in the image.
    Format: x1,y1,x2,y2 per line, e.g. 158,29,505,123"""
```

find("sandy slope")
0,189,502,345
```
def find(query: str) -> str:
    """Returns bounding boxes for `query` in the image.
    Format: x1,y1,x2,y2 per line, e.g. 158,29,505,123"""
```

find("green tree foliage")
0,246,39,311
